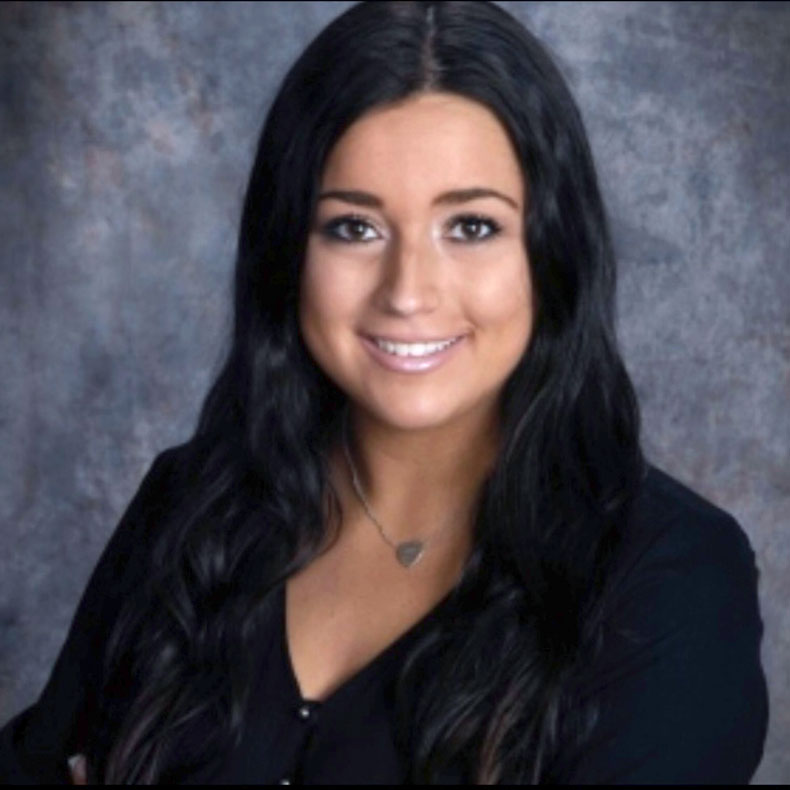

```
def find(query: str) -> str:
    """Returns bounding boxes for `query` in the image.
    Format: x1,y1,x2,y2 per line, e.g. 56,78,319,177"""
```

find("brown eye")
447,214,502,242
322,215,380,243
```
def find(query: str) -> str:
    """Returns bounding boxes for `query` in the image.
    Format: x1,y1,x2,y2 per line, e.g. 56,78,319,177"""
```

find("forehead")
319,92,524,207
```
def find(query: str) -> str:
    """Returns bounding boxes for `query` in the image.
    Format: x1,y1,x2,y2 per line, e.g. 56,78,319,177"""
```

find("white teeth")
374,337,460,357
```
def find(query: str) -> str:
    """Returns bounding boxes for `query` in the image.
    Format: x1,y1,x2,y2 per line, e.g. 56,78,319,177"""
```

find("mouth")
366,334,466,356
360,333,468,373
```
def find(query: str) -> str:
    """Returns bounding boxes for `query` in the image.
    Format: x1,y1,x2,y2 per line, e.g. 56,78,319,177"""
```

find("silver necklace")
341,409,454,569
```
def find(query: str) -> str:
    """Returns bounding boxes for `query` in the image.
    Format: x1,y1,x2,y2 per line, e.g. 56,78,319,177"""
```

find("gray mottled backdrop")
1,1,788,782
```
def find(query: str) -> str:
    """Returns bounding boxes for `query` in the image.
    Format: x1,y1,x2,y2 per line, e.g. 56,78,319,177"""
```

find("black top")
0,444,769,784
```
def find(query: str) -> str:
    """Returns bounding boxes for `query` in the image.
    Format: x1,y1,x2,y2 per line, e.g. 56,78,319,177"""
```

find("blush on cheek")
475,271,531,323
494,288,534,358
303,251,369,314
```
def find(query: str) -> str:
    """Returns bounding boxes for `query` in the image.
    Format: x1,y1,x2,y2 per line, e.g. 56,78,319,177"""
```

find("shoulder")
145,436,207,488
585,461,763,643
79,436,211,585
600,462,763,653
0,438,214,782
127,435,215,516
560,464,768,783
611,462,759,599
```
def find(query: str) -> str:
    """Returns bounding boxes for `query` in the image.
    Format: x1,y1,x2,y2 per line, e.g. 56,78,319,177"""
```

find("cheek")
299,247,367,349
467,255,533,348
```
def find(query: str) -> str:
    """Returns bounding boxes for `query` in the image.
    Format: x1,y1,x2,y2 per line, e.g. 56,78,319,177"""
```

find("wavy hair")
85,1,646,783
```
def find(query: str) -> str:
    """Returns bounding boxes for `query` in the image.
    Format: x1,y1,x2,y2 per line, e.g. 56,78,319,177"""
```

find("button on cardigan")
0,443,769,783
181,580,454,785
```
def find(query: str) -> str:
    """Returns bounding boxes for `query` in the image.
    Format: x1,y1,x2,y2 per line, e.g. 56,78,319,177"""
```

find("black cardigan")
0,444,768,783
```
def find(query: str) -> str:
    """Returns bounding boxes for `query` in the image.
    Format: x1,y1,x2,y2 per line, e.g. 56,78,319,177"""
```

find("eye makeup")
444,213,502,242
319,213,381,243
317,212,504,244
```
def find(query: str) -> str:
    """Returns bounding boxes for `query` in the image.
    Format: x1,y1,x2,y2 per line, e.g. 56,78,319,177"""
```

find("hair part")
87,1,645,783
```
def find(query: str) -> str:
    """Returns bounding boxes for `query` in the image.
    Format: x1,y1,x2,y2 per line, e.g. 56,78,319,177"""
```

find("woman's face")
299,92,533,432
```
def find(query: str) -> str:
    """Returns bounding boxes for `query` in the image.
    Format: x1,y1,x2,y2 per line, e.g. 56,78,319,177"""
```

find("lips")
360,332,467,373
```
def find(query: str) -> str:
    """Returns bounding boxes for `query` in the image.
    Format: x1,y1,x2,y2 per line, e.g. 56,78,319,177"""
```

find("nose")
373,231,441,316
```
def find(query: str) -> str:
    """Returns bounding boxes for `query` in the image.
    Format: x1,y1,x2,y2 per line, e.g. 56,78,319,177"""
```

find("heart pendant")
396,541,425,568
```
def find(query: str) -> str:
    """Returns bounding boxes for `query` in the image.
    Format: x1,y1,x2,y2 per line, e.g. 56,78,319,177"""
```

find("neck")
330,403,499,545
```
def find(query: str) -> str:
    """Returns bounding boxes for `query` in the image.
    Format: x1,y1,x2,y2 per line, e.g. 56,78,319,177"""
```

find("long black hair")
85,1,646,783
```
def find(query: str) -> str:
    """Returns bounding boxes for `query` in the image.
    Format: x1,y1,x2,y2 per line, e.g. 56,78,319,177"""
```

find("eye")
320,214,381,243
446,214,503,242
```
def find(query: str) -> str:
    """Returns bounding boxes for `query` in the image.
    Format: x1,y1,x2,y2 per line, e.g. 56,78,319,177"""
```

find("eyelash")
320,213,503,244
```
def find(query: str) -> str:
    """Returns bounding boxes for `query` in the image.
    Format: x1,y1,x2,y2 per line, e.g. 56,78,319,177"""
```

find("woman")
0,1,767,784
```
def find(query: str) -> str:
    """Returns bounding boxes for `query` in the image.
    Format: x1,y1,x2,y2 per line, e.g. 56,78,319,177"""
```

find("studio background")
1,1,787,783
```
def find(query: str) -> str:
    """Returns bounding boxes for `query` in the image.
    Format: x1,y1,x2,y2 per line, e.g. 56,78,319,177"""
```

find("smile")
373,336,463,357
360,334,467,373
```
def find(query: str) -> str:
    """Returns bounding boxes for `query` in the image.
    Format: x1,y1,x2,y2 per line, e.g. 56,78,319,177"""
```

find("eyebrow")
317,187,520,211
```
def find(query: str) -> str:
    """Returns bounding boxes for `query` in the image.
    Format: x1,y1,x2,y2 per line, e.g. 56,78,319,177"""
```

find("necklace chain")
341,407,456,567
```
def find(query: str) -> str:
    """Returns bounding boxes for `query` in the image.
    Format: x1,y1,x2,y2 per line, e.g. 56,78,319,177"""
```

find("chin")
354,398,466,432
